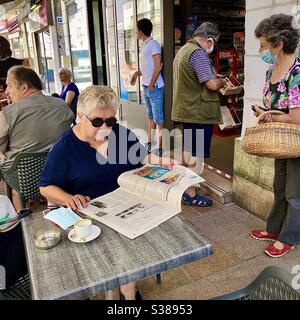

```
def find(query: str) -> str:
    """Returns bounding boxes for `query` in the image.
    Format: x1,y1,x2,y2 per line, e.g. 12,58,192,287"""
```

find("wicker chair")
0,274,31,300
0,152,48,208
212,266,300,300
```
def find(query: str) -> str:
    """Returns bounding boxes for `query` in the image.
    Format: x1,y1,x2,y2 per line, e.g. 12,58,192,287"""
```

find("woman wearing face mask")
250,14,300,257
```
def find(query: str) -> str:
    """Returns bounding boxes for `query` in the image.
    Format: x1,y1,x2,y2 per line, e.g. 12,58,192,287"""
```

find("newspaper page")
117,165,204,209
79,165,204,239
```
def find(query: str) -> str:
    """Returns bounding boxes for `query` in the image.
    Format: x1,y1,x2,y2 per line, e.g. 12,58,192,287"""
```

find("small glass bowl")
34,227,62,250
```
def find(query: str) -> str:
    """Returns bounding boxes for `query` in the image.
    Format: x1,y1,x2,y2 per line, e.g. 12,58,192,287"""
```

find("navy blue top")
38,124,147,199
60,82,79,103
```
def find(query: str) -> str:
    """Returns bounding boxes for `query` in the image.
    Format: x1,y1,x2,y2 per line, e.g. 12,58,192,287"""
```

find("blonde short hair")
59,67,72,80
77,85,119,115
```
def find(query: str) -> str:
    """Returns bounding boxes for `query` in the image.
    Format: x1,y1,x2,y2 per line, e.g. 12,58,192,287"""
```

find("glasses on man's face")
84,114,117,128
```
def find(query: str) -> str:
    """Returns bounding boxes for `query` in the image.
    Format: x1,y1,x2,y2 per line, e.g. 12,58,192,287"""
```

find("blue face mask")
260,49,277,64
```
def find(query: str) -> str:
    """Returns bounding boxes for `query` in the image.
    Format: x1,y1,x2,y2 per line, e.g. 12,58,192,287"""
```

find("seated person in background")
58,68,79,112
39,85,174,300
0,66,74,171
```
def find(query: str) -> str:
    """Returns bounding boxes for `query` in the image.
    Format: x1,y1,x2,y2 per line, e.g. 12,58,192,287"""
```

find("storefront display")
115,0,162,104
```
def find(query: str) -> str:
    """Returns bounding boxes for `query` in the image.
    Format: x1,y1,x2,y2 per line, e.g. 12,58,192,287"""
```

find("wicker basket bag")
242,110,300,159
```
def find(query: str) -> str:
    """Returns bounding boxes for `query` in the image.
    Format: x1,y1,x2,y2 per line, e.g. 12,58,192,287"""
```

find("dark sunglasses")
84,115,117,128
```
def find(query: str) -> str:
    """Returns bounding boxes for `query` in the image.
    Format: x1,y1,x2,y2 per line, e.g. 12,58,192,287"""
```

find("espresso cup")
74,219,92,238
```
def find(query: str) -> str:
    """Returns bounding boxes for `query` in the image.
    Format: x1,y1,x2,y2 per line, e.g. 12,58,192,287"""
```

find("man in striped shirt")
172,22,226,207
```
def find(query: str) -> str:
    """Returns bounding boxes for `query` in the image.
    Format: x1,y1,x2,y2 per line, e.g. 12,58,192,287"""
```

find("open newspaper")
79,165,204,239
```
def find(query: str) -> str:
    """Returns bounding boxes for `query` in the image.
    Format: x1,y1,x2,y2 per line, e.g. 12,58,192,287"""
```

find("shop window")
116,0,138,102
92,0,105,85
8,32,24,59
25,21,36,70
137,0,161,104
116,0,162,103
137,0,161,44
66,0,92,90
37,30,55,93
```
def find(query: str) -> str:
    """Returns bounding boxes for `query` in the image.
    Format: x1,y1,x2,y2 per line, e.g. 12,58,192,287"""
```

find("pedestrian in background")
172,22,226,207
131,18,165,157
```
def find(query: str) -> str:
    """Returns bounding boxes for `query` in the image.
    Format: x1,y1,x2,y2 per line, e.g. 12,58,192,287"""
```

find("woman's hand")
252,105,264,117
258,113,273,123
252,105,272,122
64,194,90,211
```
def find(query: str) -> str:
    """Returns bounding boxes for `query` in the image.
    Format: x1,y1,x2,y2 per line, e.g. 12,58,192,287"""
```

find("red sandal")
265,242,295,258
250,230,277,241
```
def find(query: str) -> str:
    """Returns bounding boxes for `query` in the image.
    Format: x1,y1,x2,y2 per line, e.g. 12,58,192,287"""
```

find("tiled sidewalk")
1,181,299,300
137,201,300,300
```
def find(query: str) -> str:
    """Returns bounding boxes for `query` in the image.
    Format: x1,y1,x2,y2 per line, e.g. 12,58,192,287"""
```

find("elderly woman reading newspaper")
38,85,205,300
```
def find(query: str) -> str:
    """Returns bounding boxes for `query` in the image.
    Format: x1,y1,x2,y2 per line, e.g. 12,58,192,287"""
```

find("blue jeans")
143,85,164,125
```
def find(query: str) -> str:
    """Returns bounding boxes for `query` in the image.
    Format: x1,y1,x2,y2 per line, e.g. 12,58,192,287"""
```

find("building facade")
1,0,299,219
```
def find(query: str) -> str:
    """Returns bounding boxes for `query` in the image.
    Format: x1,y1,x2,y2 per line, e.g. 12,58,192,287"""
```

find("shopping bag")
0,195,17,232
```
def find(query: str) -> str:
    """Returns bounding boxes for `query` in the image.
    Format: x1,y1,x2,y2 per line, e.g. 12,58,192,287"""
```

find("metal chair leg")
156,273,161,285
18,195,27,209
4,181,13,202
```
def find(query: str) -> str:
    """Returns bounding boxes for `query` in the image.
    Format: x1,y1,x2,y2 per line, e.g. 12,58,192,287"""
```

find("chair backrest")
1,152,48,202
70,95,78,126
212,266,300,300
70,95,78,117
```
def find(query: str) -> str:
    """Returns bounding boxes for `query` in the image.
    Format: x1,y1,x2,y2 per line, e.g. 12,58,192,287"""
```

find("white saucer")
68,225,101,243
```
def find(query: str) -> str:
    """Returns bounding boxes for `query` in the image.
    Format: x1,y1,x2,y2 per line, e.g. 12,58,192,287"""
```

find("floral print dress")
263,58,300,111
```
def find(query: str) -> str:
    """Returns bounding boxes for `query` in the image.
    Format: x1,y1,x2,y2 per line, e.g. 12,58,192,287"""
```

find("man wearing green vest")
172,22,226,207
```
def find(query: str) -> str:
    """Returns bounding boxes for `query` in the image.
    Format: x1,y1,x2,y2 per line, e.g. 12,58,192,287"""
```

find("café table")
21,211,213,300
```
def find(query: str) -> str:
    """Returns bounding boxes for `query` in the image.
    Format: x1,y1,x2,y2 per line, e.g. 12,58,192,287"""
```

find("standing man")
131,18,164,157
172,22,226,207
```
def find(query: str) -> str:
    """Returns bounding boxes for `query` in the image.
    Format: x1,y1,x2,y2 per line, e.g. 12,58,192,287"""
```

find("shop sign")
56,16,63,24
